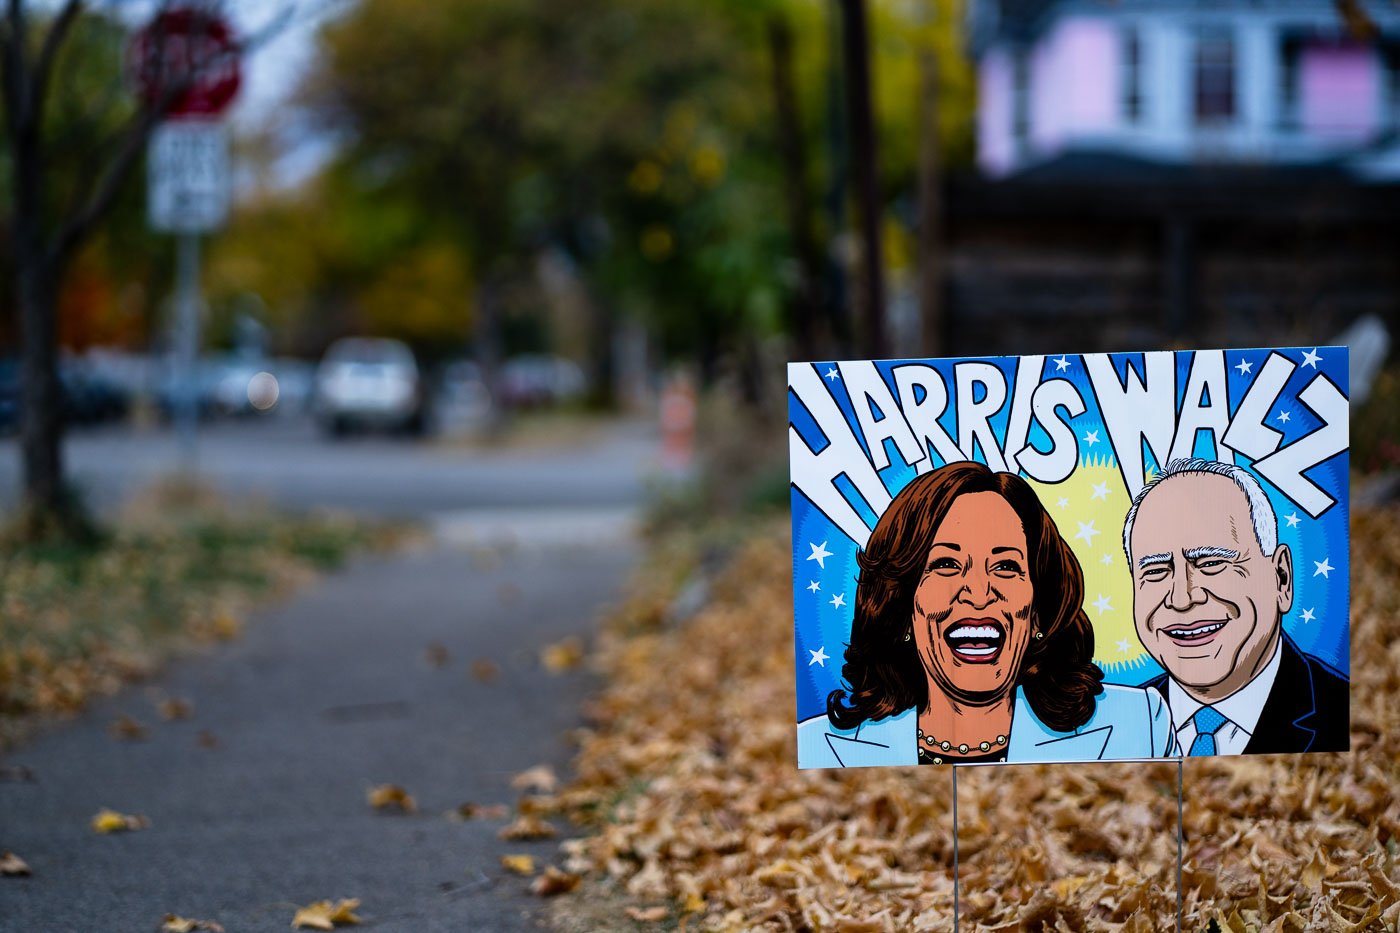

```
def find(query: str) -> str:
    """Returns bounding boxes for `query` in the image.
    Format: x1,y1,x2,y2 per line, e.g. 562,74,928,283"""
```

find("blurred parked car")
499,354,586,409
313,338,426,436
59,360,130,425
0,357,131,433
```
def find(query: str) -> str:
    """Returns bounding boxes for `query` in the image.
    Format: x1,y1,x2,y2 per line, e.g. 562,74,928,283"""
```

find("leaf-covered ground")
0,482,410,747
548,506,1400,932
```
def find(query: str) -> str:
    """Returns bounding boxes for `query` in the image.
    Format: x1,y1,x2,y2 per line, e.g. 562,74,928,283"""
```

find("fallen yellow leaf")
626,905,668,922
470,658,501,682
366,784,416,814
290,903,334,931
158,698,194,721
107,714,148,741
327,900,362,925
210,611,242,641
451,802,509,821
531,865,580,896
1,850,31,876
291,899,362,929
502,854,538,875
91,808,149,833
497,815,557,840
541,636,585,673
510,764,558,794
195,730,220,749
681,892,705,913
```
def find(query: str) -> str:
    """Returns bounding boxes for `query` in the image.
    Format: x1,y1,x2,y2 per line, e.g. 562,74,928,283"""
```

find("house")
970,0,1400,179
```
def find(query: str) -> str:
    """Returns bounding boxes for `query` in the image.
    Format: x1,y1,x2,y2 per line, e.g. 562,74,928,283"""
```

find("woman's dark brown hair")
826,461,1104,732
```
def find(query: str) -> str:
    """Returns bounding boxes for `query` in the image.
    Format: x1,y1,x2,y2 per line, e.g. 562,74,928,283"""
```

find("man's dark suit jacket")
1141,632,1349,754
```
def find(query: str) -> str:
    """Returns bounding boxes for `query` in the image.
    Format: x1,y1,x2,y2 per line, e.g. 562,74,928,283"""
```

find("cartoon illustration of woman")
797,462,1177,767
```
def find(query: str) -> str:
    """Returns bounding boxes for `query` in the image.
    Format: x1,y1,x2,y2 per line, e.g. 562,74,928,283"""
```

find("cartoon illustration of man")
1122,458,1348,755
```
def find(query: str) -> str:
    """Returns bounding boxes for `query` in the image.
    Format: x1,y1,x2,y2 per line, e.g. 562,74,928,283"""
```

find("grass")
0,480,413,747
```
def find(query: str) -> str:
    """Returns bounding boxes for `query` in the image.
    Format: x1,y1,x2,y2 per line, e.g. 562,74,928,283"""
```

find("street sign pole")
130,5,241,473
174,232,202,469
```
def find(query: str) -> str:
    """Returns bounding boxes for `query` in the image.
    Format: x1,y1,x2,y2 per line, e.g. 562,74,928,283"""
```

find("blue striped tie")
1188,706,1228,756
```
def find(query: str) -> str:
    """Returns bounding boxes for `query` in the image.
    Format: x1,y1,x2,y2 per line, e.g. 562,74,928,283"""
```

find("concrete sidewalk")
0,528,636,932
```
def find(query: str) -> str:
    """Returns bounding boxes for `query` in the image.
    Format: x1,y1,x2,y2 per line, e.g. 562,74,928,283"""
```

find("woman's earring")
1033,630,1044,640
904,630,911,642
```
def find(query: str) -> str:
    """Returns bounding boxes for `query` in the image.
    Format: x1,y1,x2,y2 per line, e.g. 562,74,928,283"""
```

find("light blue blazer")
797,683,1177,769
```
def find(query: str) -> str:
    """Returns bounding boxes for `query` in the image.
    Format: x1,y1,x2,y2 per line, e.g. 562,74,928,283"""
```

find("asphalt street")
0,414,654,517
0,417,657,932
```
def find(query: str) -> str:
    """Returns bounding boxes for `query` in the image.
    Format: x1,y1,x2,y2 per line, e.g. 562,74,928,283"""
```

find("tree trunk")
17,257,66,521
916,47,944,358
7,18,70,529
767,14,820,363
838,0,886,360
586,283,615,410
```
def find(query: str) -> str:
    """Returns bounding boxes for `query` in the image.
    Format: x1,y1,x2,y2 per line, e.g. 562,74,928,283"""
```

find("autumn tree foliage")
240,0,973,392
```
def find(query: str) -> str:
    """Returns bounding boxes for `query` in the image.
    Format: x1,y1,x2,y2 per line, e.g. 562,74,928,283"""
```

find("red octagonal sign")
128,7,241,117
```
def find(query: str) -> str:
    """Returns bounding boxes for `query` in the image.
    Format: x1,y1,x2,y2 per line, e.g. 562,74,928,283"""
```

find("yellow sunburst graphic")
1027,454,1146,673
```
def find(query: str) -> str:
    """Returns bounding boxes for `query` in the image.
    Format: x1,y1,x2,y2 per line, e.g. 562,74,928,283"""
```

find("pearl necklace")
917,728,1008,756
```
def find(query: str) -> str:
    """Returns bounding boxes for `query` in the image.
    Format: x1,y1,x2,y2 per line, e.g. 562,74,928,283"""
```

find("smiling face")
911,491,1035,702
1129,473,1292,702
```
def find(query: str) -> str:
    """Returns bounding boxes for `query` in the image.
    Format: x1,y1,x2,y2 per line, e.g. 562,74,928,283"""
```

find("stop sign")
128,7,241,117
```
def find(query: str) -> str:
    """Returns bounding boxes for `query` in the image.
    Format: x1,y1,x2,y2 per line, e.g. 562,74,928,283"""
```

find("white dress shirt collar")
1167,636,1283,755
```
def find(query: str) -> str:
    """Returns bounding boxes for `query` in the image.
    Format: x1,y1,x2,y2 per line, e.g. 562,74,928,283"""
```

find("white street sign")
148,120,230,233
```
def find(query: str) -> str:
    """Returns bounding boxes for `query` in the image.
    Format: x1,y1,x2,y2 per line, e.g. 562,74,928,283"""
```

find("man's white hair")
1121,458,1278,561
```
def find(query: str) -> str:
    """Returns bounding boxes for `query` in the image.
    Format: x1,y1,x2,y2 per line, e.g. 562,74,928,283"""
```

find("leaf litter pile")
547,507,1400,932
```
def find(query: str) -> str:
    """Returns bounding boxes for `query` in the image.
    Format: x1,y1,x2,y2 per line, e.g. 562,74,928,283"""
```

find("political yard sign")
790,349,1349,769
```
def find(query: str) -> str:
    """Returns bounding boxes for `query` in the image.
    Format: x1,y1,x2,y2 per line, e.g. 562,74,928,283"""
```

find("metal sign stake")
946,757,1185,933
1177,758,1184,933
952,763,960,933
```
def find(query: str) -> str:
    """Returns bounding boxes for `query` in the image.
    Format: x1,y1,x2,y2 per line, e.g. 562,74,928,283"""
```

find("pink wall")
978,49,1015,176
1300,43,1380,140
1030,18,1120,154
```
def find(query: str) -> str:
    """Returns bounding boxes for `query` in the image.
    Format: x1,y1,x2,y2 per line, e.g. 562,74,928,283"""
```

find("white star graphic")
1100,553,1114,566
829,593,846,610
807,580,820,593
1313,558,1333,579
824,366,840,382
1075,520,1100,546
1285,512,1300,528
807,541,832,568
1054,356,1070,372
1116,637,1132,654
1092,593,1113,615
1276,410,1290,424
809,646,829,666
1235,358,1253,376
1301,348,1321,369
1090,481,1110,501
1056,497,1069,510
1300,608,1315,623
1083,430,1100,446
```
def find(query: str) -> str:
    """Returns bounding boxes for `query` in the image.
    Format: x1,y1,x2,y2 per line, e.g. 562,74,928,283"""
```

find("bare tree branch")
52,98,165,263
45,0,304,261
30,0,82,113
